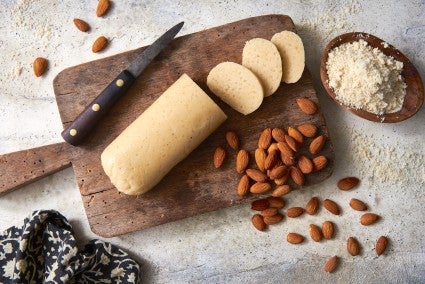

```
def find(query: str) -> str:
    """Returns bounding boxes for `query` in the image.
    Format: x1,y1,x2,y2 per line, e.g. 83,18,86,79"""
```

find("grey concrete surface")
0,0,424,283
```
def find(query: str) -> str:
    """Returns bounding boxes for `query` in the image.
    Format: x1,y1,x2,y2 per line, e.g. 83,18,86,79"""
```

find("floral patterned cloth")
0,210,140,283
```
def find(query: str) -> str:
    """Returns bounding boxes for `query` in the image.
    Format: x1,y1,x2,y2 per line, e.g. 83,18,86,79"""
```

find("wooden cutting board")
51,15,334,237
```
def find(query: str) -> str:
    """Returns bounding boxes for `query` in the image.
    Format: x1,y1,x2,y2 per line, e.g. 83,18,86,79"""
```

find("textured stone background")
0,0,424,282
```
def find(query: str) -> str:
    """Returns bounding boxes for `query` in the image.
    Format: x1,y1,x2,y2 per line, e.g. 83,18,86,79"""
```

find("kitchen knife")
61,22,184,146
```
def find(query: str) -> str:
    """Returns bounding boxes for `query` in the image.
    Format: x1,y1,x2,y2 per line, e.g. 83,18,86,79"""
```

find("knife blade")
61,22,184,146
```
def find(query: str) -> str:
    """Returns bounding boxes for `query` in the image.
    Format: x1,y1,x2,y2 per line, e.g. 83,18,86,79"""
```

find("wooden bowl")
320,32,424,123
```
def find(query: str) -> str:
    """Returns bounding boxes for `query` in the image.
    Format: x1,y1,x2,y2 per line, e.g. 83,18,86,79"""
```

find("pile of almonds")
33,0,111,77
213,97,389,273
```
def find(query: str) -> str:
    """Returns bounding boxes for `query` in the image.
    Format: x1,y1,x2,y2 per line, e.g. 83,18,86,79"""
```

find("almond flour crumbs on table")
326,39,406,115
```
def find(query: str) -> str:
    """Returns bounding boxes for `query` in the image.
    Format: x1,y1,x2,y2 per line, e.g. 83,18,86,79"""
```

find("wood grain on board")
52,15,334,237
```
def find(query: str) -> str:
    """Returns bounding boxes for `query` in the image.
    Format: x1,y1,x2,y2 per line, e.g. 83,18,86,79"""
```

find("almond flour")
326,39,406,115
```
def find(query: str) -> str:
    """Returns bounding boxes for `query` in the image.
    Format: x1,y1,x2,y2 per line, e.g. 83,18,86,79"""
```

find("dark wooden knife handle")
61,70,136,145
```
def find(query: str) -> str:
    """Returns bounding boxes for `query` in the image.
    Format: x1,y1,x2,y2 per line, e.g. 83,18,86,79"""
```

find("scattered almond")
261,207,278,217
349,198,368,211
264,150,279,170
297,124,317,137
73,18,90,32
250,182,271,194
323,199,340,215
225,131,239,150
338,177,360,190
322,221,335,239
274,171,289,185
298,155,313,174
263,213,284,225
287,233,304,244
286,207,305,218
347,237,361,256
324,256,338,273
289,166,305,186
296,97,318,115
360,213,380,226
251,199,270,211
213,147,226,168
236,149,249,173
252,214,266,231
306,197,319,215
312,156,328,171
376,236,388,256
284,134,298,152
246,168,268,182
254,148,267,172
33,57,47,77
278,142,295,166
309,224,323,242
288,127,303,144
267,142,279,153
96,0,110,17
258,128,272,149
268,165,288,180
237,175,250,196
267,196,285,209
309,135,326,154
272,185,292,197
92,36,108,53
271,128,286,142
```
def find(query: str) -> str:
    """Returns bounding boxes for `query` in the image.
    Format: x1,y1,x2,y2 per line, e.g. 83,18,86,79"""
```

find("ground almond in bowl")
326,39,406,115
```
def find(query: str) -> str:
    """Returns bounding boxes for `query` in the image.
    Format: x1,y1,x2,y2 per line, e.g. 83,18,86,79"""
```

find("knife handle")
61,70,136,146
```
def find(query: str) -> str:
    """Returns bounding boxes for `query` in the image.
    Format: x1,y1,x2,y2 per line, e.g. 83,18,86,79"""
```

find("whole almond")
338,177,360,190
298,155,313,174
213,147,226,168
312,156,328,171
288,127,304,144
263,213,284,225
347,237,361,256
278,142,295,166
261,207,278,217
264,150,279,170
246,168,268,182
286,207,305,218
322,221,335,239
272,128,286,142
33,57,47,77
251,199,270,211
274,171,289,185
309,224,323,242
349,198,368,211
360,213,380,226
272,185,292,197
267,142,279,153
324,256,338,273
269,165,288,180
250,182,271,194
323,199,340,215
290,166,305,186
297,124,318,137
287,233,304,244
237,175,250,196
267,196,285,208
92,36,108,53
306,197,319,215
225,131,239,150
309,135,326,154
296,98,318,115
258,128,272,149
236,149,249,173
252,214,266,231
254,148,267,172
96,0,110,17
376,236,388,256
73,18,90,32
284,135,299,152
